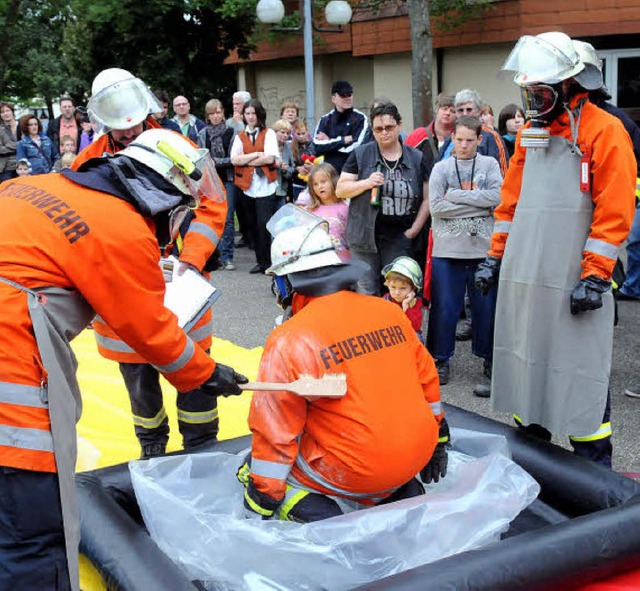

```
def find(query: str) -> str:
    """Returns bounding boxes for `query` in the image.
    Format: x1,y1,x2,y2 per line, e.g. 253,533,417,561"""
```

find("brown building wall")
227,0,639,65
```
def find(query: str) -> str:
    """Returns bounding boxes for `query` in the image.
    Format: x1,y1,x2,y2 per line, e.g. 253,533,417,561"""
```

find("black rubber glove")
570,275,610,316
201,363,248,397
474,255,501,296
420,443,448,484
438,417,451,445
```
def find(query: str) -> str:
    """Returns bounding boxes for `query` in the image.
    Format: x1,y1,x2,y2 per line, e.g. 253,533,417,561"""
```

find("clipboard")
162,256,220,332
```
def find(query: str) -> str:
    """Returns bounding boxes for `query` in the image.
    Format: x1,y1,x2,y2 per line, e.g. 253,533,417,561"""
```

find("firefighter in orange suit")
475,32,636,468
0,128,247,591
73,68,228,459
237,206,449,522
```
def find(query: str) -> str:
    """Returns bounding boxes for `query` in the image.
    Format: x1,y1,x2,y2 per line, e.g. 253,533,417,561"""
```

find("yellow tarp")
73,329,261,590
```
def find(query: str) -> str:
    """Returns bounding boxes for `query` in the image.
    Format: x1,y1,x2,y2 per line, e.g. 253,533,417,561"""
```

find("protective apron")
491,110,613,437
0,277,94,591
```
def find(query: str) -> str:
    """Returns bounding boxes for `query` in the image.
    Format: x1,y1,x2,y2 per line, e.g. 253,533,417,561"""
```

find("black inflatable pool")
76,404,640,591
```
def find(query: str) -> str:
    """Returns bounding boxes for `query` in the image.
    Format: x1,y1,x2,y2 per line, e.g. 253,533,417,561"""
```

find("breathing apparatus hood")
116,128,224,208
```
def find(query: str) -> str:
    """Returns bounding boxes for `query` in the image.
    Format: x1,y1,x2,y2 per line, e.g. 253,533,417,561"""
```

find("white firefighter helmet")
382,256,423,291
503,32,585,86
572,39,604,90
267,221,342,276
116,128,219,200
88,68,162,131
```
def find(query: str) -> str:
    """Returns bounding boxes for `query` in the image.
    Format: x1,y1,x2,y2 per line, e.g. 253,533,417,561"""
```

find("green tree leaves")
0,0,253,114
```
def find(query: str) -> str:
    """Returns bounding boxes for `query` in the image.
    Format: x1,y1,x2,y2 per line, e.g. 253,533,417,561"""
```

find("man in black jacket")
313,80,369,173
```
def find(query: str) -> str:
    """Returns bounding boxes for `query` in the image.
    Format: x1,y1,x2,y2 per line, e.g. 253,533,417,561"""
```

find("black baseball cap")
331,80,353,96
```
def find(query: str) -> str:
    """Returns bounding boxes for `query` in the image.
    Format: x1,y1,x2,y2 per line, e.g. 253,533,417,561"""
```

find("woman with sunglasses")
336,101,430,295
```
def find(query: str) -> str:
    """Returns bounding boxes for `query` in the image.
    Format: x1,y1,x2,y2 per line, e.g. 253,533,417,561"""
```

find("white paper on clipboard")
162,256,220,332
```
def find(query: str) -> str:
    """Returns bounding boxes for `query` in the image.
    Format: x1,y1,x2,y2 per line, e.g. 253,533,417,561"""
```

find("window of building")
599,49,640,125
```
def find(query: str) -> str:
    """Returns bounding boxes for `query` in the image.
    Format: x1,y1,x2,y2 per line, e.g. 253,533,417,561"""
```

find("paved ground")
211,243,640,474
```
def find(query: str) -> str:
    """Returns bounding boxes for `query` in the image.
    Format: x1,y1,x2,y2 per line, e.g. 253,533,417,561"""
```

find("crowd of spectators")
0,76,637,402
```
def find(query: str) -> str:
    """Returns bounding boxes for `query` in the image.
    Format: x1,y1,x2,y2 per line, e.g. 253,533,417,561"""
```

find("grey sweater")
428,154,502,259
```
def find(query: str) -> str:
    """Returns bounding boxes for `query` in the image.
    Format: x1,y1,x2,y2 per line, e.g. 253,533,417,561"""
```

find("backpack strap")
425,125,439,160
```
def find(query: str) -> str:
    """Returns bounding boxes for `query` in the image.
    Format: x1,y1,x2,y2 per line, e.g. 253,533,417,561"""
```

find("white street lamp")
325,1,352,26
256,0,352,132
256,0,285,24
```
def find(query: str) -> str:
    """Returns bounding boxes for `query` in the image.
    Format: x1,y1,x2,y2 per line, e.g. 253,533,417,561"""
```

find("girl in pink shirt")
306,162,350,261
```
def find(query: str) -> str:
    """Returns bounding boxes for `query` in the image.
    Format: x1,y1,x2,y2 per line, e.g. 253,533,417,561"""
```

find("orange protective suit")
489,94,636,280
72,116,161,169
73,117,227,361
0,175,216,474
248,291,444,504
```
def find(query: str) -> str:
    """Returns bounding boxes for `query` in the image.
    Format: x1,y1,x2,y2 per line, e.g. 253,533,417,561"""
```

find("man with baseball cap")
313,80,369,173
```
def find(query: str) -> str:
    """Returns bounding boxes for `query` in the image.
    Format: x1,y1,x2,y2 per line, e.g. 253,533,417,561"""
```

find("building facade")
226,0,640,130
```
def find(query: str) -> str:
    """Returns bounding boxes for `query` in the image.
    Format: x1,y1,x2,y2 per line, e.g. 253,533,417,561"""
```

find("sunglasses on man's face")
338,92,353,99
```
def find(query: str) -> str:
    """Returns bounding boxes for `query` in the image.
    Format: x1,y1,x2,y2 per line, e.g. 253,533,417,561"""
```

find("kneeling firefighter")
0,129,247,591
474,31,636,467
238,206,449,522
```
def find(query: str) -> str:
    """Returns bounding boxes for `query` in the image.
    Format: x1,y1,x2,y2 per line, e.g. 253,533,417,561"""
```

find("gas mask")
519,82,568,149
520,82,567,126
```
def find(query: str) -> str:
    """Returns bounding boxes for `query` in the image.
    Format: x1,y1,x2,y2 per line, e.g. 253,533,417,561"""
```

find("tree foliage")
63,0,255,112
0,0,255,114
0,0,492,123
0,0,84,114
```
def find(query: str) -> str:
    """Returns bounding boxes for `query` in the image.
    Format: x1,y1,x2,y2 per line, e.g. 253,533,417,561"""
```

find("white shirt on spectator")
231,127,279,198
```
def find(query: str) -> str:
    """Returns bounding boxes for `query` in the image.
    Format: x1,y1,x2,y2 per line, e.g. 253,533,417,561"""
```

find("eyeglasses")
372,124,398,134
338,92,353,99
457,107,476,114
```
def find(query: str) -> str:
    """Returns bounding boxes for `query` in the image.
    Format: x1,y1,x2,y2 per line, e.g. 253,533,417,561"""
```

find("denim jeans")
350,227,414,296
219,181,236,264
620,202,640,298
427,257,497,363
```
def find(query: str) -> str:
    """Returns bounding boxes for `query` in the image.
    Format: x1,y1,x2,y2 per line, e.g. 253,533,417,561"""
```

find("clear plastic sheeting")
129,429,539,591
